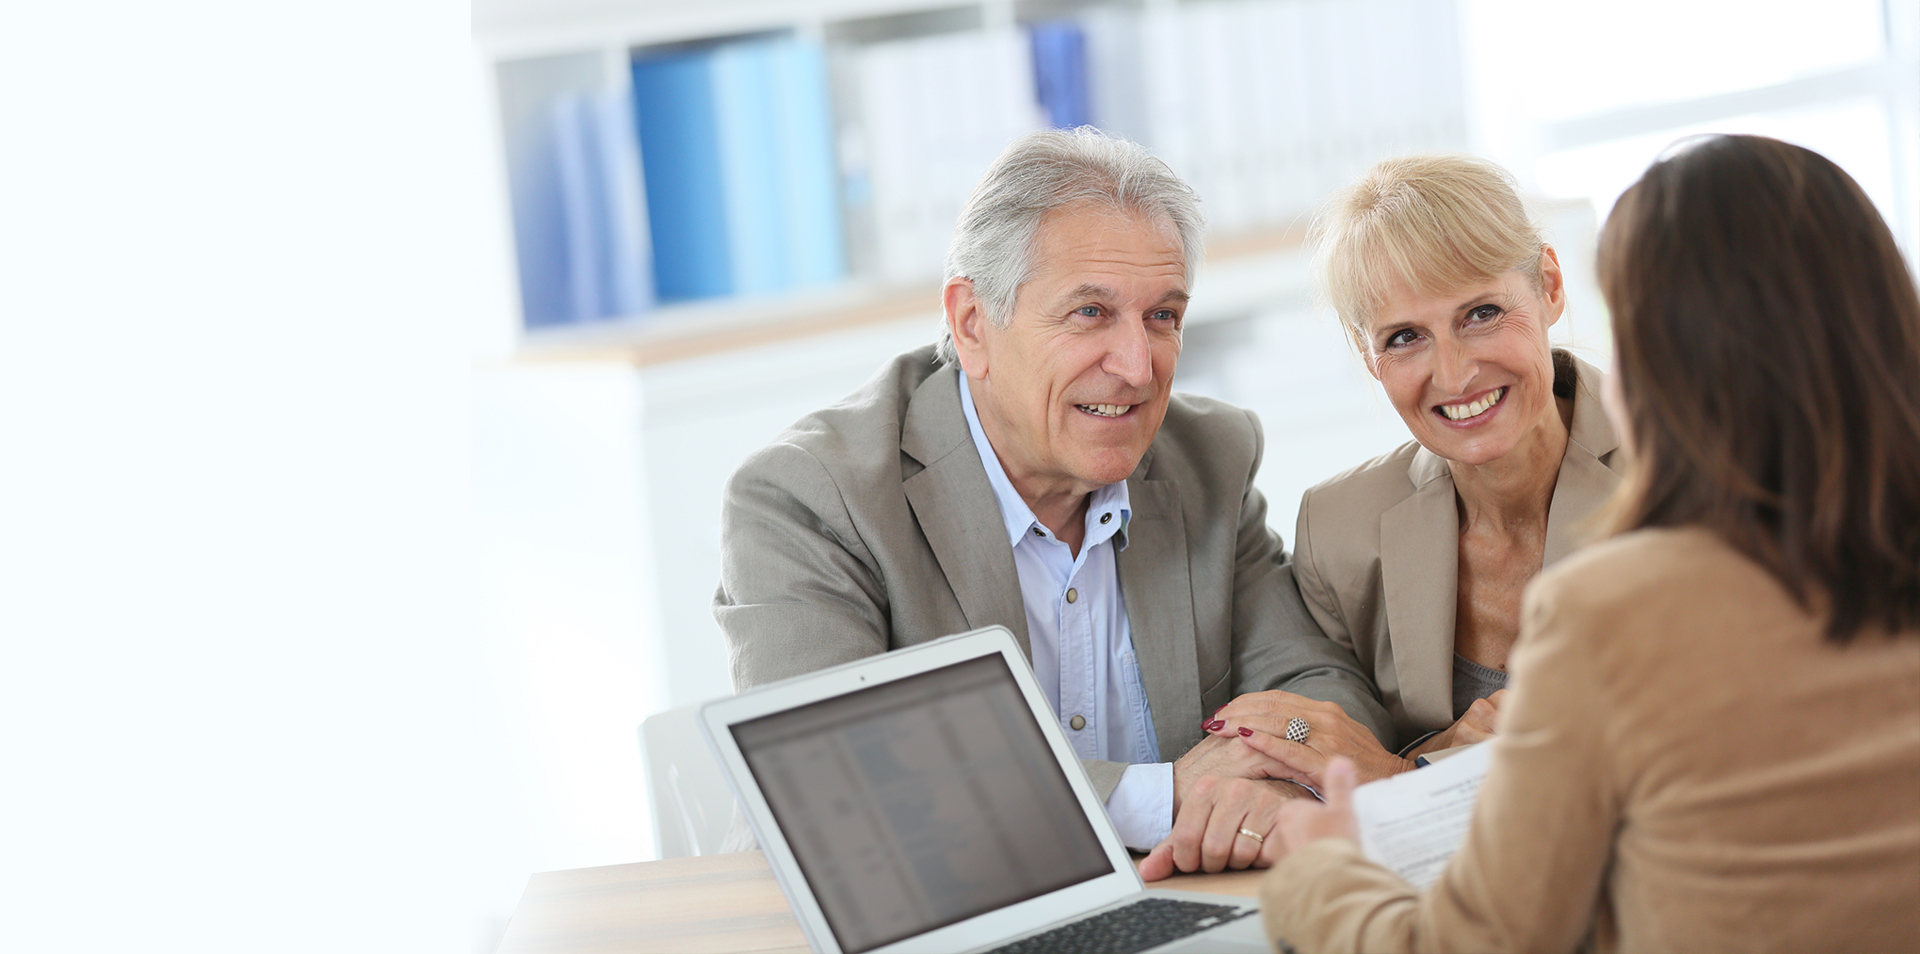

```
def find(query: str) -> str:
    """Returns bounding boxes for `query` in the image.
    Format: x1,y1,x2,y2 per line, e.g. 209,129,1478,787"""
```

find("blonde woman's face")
1360,250,1566,466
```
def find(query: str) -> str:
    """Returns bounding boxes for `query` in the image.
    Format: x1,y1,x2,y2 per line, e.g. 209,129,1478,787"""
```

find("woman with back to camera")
1190,154,1624,785
1252,134,1920,952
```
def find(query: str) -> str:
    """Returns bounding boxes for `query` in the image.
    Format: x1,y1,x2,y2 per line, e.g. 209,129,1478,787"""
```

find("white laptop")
700,626,1271,954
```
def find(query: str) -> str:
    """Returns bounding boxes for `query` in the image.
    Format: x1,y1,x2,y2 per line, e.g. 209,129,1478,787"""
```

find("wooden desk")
497,852,1269,954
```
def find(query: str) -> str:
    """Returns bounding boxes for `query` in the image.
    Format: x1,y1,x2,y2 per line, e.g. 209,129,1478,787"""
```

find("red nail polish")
1204,719,1225,731
1211,705,1225,718
1238,727,1253,737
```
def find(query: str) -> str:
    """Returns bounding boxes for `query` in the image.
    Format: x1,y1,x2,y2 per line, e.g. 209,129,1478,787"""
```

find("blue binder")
632,47,732,302
771,36,846,289
1030,21,1091,130
713,38,789,296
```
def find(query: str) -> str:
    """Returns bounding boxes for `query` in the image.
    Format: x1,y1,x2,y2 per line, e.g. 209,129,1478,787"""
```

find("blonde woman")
1199,155,1622,783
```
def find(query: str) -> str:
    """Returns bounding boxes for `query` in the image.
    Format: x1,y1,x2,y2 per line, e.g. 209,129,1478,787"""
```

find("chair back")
639,703,736,858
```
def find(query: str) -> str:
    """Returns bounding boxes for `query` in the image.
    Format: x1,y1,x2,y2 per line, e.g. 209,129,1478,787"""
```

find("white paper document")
1351,742,1495,889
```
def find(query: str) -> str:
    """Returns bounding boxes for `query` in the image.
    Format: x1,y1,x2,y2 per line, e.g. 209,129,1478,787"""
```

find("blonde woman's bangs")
1315,154,1543,341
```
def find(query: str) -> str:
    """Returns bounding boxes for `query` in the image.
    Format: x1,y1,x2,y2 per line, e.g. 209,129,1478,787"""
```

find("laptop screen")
732,653,1114,953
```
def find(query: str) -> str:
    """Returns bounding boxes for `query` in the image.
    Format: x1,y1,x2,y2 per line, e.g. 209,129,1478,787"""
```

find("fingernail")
1211,705,1225,717
1204,719,1225,731
1238,727,1253,737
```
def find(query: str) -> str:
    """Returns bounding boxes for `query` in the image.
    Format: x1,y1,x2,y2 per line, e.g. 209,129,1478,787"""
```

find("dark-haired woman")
1254,134,1920,952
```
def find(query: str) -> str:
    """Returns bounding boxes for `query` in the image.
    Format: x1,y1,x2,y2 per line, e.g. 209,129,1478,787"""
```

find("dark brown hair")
1597,134,1920,642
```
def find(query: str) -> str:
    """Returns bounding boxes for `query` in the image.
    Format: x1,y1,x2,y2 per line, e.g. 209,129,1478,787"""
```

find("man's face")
952,204,1188,507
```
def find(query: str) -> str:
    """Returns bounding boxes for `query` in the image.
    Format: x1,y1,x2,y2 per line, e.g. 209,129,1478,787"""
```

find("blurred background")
4,1,1913,952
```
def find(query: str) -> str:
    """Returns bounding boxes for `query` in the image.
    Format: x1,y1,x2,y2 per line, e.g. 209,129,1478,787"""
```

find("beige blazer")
1293,352,1623,748
715,345,1392,797
1261,527,1920,953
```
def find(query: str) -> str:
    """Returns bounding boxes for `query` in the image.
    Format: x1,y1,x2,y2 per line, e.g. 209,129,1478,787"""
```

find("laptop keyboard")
983,897,1257,954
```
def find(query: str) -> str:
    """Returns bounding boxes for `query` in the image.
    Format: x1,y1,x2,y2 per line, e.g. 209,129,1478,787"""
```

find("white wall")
4,2,531,952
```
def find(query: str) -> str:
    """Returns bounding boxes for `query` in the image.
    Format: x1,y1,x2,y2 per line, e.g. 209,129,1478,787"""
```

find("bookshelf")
472,0,1481,718
475,0,1470,364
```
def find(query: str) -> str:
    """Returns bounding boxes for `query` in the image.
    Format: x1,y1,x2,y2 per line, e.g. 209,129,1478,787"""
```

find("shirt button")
1031,527,1044,537
1070,715,1086,730
1100,512,1112,524
1066,587,1078,604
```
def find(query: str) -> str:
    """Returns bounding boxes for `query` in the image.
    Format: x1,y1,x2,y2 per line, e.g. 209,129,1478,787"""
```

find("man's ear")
944,277,991,380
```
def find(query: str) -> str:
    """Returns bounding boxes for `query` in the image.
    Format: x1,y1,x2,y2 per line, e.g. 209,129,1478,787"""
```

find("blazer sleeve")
713,439,892,690
1228,411,1395,747
1259,567,1619,953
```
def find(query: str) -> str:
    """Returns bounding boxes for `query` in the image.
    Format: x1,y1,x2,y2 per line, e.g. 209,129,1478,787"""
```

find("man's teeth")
1440,387,1506,421
1079,404,1131,417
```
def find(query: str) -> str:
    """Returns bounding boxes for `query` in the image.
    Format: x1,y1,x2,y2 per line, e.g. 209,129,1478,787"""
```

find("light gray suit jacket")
1292,351,1624,748
716,345,1392,797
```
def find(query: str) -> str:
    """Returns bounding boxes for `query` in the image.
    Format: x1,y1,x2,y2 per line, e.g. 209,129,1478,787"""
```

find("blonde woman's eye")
1468,304,1502,322
1387,329,1419,347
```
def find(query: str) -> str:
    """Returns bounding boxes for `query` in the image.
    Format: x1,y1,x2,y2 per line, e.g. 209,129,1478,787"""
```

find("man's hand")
1139,776,1305,881
1138,733,1309,881
1209,690,1411,788
1170,732,1296,813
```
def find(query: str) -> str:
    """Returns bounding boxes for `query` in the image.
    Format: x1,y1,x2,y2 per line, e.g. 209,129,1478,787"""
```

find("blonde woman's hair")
1312,154,1543,348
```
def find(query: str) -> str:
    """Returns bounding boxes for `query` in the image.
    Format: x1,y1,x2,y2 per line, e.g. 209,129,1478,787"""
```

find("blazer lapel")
1117,451,1201,762
1379,448,1458,730
899,367,1030,653
1546,354,1625,566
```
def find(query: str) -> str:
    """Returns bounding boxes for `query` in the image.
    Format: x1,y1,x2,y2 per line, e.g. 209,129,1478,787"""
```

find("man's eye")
1077,305,1101,317
1152,309,1180,324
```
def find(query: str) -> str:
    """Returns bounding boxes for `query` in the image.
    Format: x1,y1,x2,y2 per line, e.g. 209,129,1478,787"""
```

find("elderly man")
715,128,1390,877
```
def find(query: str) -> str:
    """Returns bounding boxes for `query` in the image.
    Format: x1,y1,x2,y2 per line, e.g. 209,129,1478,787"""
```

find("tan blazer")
1261,527,1920,953
715,345,1391,797
1293,352,1623,749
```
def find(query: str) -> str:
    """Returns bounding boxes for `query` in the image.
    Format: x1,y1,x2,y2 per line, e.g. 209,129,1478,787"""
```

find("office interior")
7,2,1912,953
472,0,1916,948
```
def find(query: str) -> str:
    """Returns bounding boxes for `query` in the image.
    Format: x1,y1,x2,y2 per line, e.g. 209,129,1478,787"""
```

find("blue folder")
1030,21,1091,130
632,47,732,302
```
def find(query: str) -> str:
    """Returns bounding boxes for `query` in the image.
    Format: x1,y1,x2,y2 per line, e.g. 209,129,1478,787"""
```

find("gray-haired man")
715,127,1390,877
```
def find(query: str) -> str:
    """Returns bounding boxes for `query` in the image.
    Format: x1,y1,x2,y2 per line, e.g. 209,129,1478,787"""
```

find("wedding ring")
1284,717,1311,744
1237,827,1265,843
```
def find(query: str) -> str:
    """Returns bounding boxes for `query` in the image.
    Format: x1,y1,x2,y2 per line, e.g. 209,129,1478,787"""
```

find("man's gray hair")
937,127,1204,363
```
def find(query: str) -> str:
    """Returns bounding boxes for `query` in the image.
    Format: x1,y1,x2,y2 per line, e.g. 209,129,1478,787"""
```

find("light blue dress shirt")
959,374,1173,849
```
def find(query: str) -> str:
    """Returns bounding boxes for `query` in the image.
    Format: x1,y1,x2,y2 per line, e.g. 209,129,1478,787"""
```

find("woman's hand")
1277,757,1361,853
1207,690,1412,789
1408,688,1509,759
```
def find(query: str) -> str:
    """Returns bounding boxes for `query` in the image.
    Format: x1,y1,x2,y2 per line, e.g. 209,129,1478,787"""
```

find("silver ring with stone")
1284,717,1311,744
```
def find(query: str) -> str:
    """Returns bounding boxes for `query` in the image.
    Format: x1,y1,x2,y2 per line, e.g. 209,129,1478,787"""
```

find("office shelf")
478,0,1467,363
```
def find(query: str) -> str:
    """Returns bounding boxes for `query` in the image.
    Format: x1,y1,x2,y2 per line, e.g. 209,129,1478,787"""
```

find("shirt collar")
958,372,1131,550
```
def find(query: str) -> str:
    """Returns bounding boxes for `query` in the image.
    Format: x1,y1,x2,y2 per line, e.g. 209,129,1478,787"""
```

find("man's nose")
1103,316,1155,387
